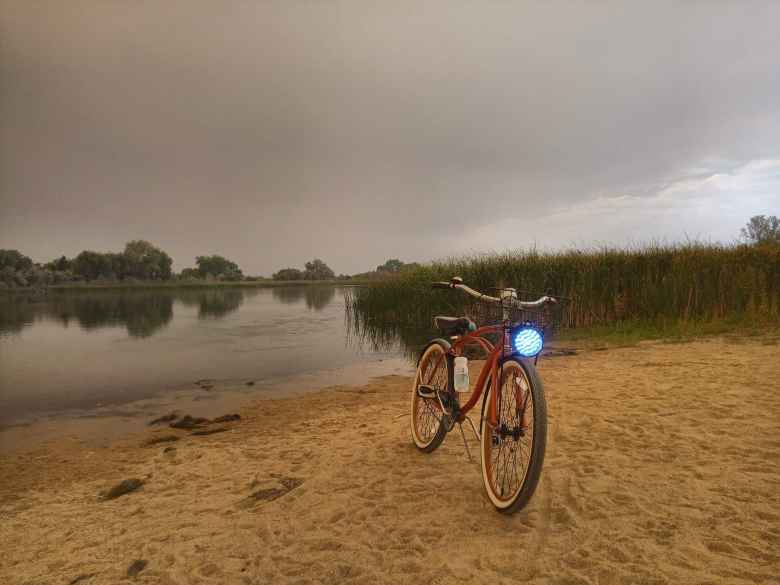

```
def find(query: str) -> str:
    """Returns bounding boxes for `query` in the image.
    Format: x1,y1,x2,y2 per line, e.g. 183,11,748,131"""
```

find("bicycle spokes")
411,342,451,450
485,364,535,502
516,375,531,430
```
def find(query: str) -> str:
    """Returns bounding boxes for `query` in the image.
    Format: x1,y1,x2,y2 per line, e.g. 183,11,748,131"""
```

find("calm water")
0,286,414,427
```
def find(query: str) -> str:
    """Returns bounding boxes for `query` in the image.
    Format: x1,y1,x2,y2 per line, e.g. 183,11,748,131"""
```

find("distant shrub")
303,259,335,280
195,255,243,281
273,268,304,281
0,249,33,272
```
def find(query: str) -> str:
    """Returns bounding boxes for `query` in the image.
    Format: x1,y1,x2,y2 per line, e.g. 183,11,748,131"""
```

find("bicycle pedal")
416,384,437,399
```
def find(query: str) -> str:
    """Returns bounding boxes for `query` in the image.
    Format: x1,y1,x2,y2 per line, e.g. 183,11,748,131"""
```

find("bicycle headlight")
511,326,544,357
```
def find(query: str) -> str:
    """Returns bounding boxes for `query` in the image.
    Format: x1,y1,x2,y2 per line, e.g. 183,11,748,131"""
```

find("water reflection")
176,288,256,319
0,297,35,335
79,294,173,338
271,287,305,304
344,289,437,360
1,284,413,429
345,312,433,360
0,292,174,338
271,286,336,310
0,286,337,339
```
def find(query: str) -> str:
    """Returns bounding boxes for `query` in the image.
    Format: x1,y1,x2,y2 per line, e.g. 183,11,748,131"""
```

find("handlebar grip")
431,282,451,289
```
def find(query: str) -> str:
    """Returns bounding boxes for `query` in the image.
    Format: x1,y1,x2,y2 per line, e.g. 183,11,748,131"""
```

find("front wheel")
480,358,547,513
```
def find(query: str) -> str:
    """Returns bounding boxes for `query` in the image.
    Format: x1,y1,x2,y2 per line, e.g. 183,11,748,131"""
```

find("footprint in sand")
238,476,304,509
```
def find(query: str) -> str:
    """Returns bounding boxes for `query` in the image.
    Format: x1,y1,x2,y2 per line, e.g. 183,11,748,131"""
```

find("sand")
1,337,779,585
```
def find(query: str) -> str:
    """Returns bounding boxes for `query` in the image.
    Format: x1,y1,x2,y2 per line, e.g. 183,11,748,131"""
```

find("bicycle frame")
430,323,509,428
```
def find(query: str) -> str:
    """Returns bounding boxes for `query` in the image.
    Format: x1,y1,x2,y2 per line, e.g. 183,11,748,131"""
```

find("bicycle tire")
480,357,547,513
410,339,451,453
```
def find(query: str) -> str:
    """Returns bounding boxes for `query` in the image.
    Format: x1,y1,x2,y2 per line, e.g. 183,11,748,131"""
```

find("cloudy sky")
2,2,779,275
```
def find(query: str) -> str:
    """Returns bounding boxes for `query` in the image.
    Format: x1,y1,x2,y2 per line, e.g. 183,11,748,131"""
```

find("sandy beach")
1,336,779,585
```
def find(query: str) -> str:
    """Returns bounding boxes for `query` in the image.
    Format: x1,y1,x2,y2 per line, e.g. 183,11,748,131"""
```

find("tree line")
7,215,772,289
0,240,246,288
270,258,420,281
0,240,419,289
272,259,338,281
0,246,419,288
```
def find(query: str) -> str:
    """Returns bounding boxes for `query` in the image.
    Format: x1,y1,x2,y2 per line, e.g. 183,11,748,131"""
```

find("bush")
303,259,335,280
195,255,243,280
0,250,33,272
272,268,304,281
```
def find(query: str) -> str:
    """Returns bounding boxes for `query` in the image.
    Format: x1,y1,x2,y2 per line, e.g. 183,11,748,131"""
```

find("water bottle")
454,356,469,393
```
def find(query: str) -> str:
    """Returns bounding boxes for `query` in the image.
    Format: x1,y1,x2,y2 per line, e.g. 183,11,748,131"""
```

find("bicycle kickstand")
457,422,473,463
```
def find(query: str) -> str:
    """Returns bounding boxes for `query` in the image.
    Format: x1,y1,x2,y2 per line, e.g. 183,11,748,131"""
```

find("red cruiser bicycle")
410,277,562,513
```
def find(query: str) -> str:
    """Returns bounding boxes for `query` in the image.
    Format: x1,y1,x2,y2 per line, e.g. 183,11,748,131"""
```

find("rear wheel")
480,358,547,513
410,340,450,452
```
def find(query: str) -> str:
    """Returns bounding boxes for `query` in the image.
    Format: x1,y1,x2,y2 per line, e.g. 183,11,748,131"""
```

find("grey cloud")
2,2,780,273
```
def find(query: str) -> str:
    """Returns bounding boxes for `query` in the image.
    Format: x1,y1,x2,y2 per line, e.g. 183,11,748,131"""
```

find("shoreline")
0,356,413,456
1,336,778,584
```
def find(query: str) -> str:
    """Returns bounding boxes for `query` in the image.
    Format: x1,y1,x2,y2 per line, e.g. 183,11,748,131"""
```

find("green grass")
555,318,780,349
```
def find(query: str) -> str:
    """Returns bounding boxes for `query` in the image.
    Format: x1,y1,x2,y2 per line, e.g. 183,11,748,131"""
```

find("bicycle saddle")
434,316,476,336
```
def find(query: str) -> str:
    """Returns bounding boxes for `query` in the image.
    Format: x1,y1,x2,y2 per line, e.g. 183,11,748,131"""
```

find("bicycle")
410,276,562,513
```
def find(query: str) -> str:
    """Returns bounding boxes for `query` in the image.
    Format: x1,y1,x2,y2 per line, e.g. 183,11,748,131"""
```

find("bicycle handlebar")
432,278,557,309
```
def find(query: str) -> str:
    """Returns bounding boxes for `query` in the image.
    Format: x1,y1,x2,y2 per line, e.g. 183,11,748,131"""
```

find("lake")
0,286,421,442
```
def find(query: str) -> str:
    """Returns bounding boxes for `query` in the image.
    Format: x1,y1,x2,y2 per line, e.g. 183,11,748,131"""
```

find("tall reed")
346,242,780,346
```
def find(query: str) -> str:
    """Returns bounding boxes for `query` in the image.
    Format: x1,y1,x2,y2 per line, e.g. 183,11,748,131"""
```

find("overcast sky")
2,2,779,275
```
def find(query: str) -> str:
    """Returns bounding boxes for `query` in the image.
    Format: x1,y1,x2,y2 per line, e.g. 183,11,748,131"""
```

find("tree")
0,249,33,272
45,255,72,272
374,259,420,275
302,259,335,280
376,258,404,273
741,215,780,244
272,267,304,281
73,251,115,280
0,265,17,287
72,242,172,282
124,240,173,280
179,267,200,280
195,255,243,280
